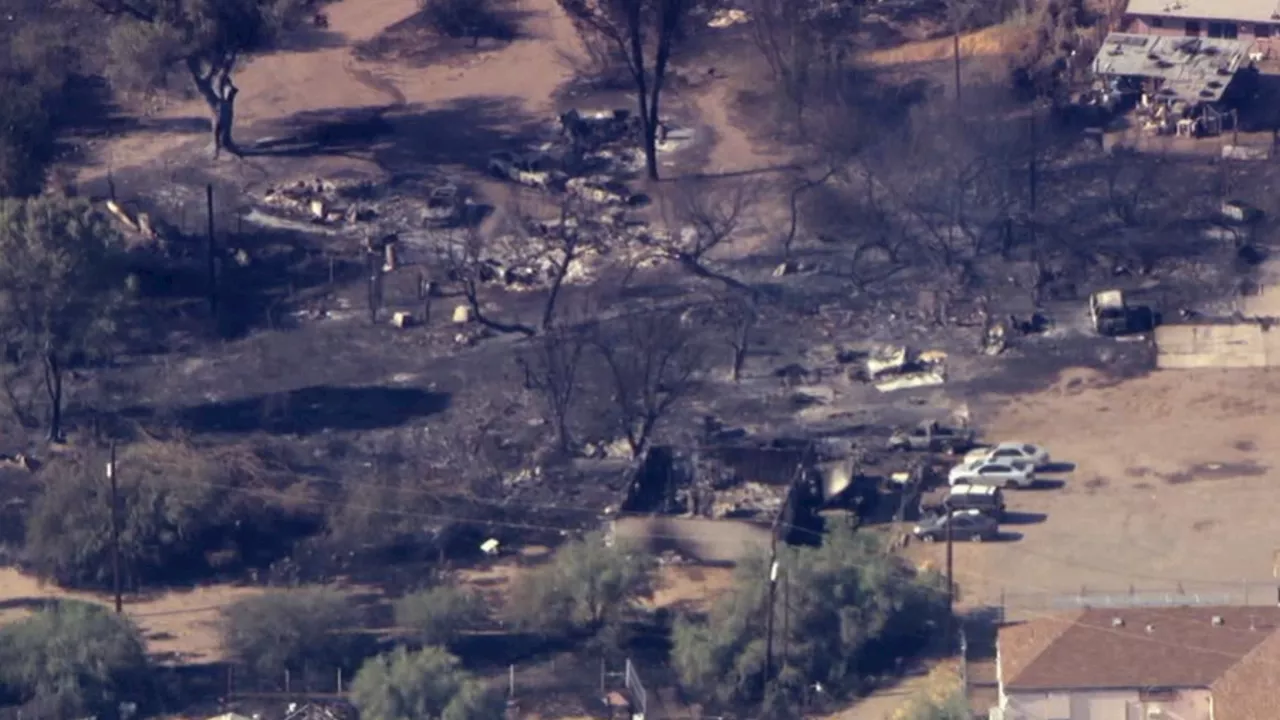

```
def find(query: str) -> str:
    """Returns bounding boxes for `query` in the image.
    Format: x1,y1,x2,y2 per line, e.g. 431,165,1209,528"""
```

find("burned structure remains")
1089,33,1257,136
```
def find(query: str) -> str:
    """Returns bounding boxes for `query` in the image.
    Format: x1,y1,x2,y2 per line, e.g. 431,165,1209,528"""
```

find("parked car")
964,442,1050,467
913,509,998,543
919,484,1005,520
948,459,1035,488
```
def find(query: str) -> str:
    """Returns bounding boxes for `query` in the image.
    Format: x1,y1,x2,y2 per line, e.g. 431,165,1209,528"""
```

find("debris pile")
487,106,695,204
101,200,166,247
253,176,475,234
709,481,786,519
864,346,947,392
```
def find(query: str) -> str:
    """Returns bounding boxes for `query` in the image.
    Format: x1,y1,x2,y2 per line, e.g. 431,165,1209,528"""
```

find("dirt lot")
914,364,1280,616
0,568,272,664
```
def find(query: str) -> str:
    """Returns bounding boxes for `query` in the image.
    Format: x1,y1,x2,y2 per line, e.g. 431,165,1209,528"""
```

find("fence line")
995,580,1280,621
625,657,649,718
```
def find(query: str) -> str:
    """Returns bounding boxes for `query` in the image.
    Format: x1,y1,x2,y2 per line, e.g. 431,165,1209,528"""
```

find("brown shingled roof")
999,607,1280,691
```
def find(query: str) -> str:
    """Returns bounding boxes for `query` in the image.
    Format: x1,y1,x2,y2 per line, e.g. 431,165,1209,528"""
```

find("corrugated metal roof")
1126,0,1280,25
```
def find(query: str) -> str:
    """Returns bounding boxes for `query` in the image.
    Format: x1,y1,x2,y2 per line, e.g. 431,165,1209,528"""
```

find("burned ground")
7,0,1280,716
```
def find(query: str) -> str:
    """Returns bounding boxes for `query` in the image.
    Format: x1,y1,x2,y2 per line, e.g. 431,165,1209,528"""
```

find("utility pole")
951,0,962,107
959,623,969,695
945,508,955,641
781,569,791,671
763,444,807,703
1029,108,1038,215
763,557,780,689
108,441,122,614
206,184,218,317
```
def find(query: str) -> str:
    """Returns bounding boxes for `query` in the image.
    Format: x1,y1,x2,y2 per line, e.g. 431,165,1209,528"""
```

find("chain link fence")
996,581,1280,621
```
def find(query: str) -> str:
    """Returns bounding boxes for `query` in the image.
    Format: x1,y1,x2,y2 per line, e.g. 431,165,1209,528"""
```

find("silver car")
948,459,1035,488
964,442,1050,467
913,509,999,543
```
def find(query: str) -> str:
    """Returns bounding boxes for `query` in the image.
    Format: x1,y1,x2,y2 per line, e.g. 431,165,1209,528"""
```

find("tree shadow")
271,24,350,52
148,385,451,435
0,597,63,613
353,1,537,67
243,105,399,158
244,97,544,175
375,98,546,174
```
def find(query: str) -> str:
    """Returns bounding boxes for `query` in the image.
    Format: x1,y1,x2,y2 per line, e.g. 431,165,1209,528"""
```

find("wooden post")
109,442,121,614
206,184,218,317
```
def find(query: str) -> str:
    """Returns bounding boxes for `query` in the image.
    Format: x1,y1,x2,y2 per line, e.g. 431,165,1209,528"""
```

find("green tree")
510,532,654,638
394,585,487,647
352,646,501,720
0,196,127,441
222,588,371,686
24,440,268,589
671,525,947,706
0,600,151,718
0,8,83,195
88,0,310,158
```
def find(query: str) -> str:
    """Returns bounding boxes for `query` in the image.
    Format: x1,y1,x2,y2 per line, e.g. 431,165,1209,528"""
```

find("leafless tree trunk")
443,226,537,336
745,0,861,131
187,55,241,159
719,294,757,382
42,348,63,442
590,309,705,458
519,328,587,454
657,178,759,294
557,0,692,181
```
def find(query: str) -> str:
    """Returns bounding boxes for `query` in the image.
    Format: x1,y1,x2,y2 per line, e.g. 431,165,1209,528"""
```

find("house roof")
1092,33,1253,105
1126,0,1280,25
999,607,1280,693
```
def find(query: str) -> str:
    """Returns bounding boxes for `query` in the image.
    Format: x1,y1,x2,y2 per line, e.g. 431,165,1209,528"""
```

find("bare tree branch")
589,309,705,458
653,178,759,295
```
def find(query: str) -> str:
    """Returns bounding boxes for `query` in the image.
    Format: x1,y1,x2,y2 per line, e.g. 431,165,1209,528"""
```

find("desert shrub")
892,664,970,720
23,440,278,589
394,585,487,647
509,532,654,641
351,645,502,720
0,600,152,718
222,588,372,688
0,12,88,195
671,524,948,707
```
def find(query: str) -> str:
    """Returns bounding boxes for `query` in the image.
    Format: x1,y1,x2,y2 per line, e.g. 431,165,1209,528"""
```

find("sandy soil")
861,25,1028,67
458,551,734,615
909,366,1280,615
0,567,269,664
84,0,586,178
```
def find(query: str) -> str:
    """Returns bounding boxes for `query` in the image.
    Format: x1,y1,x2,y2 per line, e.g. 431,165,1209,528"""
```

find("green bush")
24,441,269,589
672,524,948,706
222,588,371,687
0,601,152,718
351,645,502,720
394,585,486,647
510,531,655,638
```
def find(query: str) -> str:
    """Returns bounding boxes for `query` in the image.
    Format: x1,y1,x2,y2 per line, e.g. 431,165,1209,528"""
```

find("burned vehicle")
1089,290,1158,337
888,421,976,454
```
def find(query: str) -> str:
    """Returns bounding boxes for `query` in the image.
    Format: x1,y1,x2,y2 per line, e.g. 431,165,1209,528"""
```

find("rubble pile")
709,481,787,519
863,345,948,392
255,176,475,233
486,106,694,204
